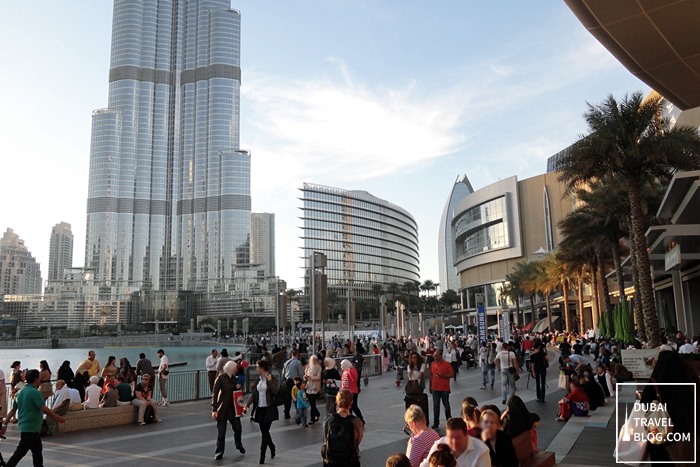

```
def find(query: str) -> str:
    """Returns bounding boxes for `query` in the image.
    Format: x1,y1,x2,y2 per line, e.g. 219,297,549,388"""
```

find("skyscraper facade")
48,222,73,283
438,175,473,293
0,228,42,295
300,183,420,301
251,213,275,277
84,0,249,297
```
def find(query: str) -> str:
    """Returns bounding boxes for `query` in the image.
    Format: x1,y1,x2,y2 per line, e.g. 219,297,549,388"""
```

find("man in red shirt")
430,351,454,429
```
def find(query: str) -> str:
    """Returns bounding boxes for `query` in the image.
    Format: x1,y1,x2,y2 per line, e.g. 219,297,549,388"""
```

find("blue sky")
0,1,648,289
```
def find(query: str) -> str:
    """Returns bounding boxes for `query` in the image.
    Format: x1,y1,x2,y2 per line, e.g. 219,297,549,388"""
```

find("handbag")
558,371,568,390
405,380,422,395
617,403,648,465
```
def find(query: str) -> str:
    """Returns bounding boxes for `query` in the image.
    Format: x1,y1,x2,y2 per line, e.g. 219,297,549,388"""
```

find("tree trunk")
627,220,647,342
546,293,553,332
590,261,600,331
577,275,585,333
530,294,536,325
611,241,626,302
627,181,660,347
562,280,571,333
596,246,612,314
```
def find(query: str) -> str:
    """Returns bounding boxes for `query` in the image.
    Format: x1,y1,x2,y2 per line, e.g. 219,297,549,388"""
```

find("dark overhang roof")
565,0,700,110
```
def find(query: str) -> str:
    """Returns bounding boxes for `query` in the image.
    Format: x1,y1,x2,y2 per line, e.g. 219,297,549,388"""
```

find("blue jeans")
482,364,495,387
296,407,307,425
500,369,515,402
432,390,451,426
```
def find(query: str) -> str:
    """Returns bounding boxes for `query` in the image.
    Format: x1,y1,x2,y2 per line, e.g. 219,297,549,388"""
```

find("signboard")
620,349,660,380
233,390,246,417
665,244,681,271
477,305,487,344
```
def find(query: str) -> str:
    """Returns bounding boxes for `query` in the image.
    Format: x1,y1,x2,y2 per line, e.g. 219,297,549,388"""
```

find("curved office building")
451,173,573,325
438,175,474,293
300,183,420,298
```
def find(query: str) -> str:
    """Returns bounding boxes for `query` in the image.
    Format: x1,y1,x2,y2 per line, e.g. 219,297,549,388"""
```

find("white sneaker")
479,385,486,389
160,401,169,407
138,421,146,426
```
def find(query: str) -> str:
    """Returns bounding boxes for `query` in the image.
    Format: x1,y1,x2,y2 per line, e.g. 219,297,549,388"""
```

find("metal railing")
2,354,384,408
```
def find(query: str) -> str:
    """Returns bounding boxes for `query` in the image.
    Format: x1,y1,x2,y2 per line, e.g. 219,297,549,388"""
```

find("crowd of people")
208,327,700,466
0,326,696,466
0,349,171,465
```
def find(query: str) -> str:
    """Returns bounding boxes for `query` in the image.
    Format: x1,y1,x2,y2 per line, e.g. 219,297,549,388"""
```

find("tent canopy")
532,316,561,333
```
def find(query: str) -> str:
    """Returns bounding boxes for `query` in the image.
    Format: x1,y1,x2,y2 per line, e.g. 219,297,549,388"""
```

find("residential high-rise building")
84,0,249,298
48,222,73,283
0,228,42,295
300,183,420,302
251,213,275,277
438,175,473,293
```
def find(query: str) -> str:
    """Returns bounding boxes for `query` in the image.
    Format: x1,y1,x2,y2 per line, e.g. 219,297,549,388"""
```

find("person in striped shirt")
405,405,440,467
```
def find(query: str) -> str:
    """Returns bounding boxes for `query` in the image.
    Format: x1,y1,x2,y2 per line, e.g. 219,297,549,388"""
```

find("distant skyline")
0,1,648,290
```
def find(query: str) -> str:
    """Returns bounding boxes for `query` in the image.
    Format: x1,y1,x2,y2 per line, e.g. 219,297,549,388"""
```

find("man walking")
212,361,245,460
157,349,169,406
282,350,303,419
206,349,219,393
1,369,65,466
429,351,454,429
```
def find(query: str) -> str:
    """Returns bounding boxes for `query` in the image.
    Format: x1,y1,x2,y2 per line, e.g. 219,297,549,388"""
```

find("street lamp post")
275,277,280,347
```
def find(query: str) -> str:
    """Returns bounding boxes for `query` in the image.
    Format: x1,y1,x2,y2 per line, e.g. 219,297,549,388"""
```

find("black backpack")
270,378,287,407
144,405,156,424
321,413,357,464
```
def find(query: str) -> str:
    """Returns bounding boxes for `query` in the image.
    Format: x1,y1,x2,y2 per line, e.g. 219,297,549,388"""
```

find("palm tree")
440,289,460,311
421,279,439,297
558,92,700,346
506,261,537,325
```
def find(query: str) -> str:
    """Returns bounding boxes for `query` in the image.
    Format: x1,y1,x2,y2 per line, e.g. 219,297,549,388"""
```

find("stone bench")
58,405,138,433
513,431,556,467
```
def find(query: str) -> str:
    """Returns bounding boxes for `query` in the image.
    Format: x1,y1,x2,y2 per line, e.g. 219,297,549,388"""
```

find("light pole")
275,277,280,347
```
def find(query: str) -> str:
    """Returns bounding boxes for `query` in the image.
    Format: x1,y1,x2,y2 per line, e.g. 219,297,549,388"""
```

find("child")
291,376,302,407
295,380,310,427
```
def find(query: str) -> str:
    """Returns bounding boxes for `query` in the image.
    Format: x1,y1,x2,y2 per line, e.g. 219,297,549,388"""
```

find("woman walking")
529,341,548,402
340,359,363,422
244,359,281,464
494,343,519,405
323,357,341,415
304,355,322,424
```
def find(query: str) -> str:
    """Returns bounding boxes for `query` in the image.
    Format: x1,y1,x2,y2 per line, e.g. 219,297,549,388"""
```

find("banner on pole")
477,305,487,344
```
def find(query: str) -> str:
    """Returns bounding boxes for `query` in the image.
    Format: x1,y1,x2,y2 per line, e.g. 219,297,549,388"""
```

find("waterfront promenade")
1,352,620,466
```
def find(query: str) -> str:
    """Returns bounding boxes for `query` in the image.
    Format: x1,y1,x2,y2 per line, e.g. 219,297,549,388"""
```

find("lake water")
0,345,245,376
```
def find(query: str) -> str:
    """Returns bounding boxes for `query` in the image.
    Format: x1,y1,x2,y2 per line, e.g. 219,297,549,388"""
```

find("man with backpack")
321,390,363,467
282,350,304,419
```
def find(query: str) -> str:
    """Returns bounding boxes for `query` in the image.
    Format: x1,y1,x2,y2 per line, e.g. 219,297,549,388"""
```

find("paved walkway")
0,352,620,466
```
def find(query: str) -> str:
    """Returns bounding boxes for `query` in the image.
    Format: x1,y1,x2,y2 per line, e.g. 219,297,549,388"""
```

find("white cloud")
244,36,635,288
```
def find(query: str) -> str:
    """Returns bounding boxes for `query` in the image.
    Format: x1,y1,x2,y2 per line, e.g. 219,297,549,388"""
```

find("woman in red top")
341,359,364,422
